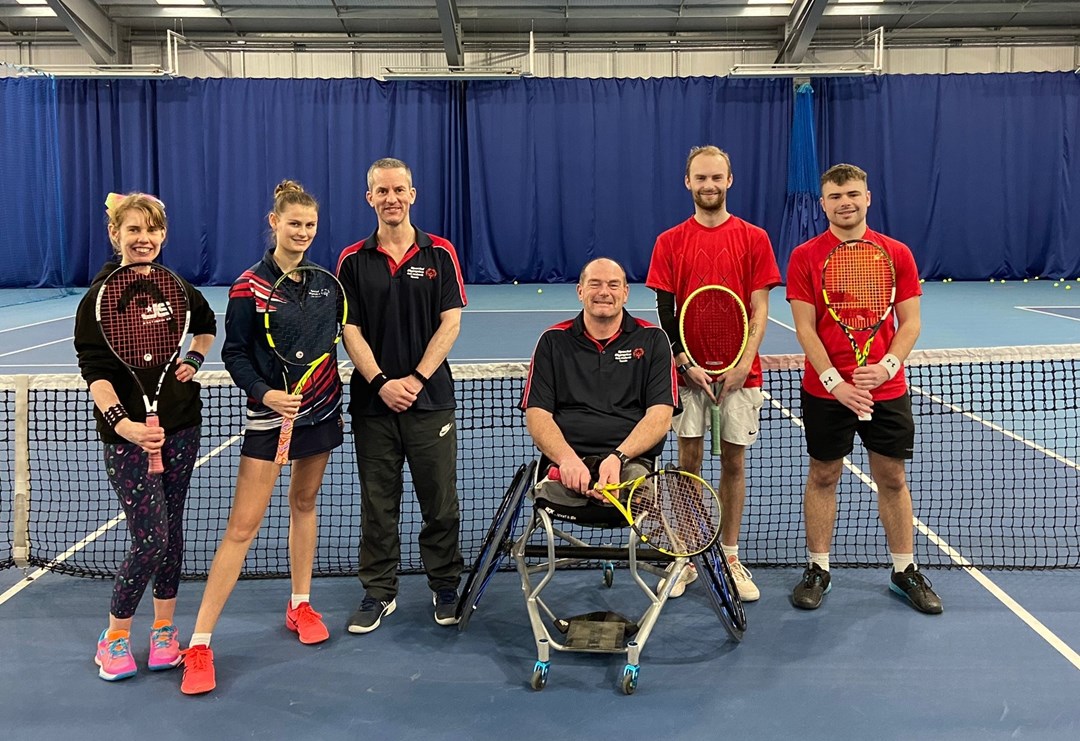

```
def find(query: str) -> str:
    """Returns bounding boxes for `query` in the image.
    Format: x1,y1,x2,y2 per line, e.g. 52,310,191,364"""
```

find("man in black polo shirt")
337,157,467,633
522,258,678,506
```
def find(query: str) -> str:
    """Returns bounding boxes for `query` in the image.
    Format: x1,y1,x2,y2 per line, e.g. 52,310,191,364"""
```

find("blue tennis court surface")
2,280,1080,739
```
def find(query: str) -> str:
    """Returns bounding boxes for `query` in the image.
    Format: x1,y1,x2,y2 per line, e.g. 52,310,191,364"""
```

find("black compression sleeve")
654,289,684,356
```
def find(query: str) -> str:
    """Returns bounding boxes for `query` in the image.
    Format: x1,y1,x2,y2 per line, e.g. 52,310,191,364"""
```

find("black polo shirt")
337,227,467,416
521,309,678,459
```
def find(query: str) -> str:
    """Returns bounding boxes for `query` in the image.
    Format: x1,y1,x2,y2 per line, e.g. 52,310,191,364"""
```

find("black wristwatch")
677,362,695,375
611,449,631,466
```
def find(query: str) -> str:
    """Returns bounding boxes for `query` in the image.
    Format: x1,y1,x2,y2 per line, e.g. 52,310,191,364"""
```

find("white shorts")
672,386,764,447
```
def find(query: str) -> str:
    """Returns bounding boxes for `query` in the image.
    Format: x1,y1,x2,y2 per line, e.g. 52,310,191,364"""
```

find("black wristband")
182,350,205,372
369,373,390,394
676,362,695,375
611,449,631,466
411,369,429,386
102,403,129,429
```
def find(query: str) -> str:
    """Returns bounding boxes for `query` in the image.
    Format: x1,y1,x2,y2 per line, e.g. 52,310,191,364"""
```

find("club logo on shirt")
406,266,438,281
633,347,645,360
613,347,645,363
308,287,330,298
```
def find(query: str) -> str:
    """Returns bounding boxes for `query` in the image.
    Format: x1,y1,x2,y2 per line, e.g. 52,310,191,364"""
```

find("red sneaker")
286,601,330,645
180,644,216,695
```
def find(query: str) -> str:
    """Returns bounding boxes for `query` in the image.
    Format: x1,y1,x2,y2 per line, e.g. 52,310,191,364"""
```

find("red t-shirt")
646,215,782,388
786,229,922,400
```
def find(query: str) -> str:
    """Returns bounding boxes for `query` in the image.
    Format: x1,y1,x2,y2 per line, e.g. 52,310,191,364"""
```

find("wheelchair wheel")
620,665,639,695
530,661,549,691
602,561,615,588
456,461,535,632
692,542,747,642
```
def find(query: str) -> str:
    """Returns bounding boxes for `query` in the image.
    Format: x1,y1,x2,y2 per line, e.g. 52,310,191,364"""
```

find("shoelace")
180,646,211,671
106,637,132,659
292,603,324,626
151,625,177,649
728,560,753,582
802,568,825,588
901,571,933,590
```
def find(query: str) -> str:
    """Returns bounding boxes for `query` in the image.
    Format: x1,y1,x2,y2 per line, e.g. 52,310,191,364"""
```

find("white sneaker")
728,557,760,602
657,563,698,598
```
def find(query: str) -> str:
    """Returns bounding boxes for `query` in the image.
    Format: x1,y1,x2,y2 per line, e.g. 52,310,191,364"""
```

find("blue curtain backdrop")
815,72,1080,280
777,82,829,275
463,76,792,283
3,73,1079,287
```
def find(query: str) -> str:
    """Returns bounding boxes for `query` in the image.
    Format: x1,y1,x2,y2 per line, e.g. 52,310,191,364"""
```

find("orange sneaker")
180,644,216,695
286,601,329,645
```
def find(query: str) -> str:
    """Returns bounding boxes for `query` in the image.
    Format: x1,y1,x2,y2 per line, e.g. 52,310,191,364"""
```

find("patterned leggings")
103,426,200,619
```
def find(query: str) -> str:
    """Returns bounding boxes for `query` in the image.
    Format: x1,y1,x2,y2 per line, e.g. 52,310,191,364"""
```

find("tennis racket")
264,265,347,464
678,285,749,455
821,239,897,421
546,466,722,557
95,263,190,475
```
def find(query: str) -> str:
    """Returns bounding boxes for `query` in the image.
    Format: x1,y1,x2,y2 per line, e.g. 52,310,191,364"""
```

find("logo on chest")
613,347,645,363
406,266,438,281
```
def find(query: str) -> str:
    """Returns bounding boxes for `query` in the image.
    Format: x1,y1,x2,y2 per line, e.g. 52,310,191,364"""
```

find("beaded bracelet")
182,350,205,372
102,403,129,429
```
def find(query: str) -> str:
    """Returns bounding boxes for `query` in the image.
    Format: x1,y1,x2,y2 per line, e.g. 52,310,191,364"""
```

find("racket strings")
823,245,894,328
267,271,345,365
682,290,747,372
630,473,720,555
99,269,188,368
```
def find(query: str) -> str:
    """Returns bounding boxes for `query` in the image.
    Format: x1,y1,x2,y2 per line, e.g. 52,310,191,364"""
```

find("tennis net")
2,346,1079,579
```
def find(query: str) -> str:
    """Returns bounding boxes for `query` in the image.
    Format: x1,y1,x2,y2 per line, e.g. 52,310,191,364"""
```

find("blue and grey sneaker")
791,563,831,610
890,565,943,614
433,589,460,626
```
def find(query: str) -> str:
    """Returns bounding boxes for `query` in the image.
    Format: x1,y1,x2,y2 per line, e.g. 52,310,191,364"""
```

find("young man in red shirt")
785,163,942,614
646,146,781,601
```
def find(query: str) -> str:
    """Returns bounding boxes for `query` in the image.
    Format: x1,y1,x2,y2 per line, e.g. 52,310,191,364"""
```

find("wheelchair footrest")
562,611,638,651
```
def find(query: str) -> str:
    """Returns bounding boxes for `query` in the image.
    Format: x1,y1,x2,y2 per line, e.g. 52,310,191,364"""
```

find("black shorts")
801,390,915,461
241,415,344,462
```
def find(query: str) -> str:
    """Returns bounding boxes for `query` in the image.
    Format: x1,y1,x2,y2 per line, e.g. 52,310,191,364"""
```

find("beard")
693,188,726,212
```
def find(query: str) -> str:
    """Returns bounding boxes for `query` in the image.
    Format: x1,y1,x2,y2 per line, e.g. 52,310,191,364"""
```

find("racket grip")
710,404,722,456
858,411,873,422
275,416,295,465
146,414,164,475
547,466,561,481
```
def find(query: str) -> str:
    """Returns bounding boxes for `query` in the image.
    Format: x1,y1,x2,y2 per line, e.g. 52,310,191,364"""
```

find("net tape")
2,346,1079,578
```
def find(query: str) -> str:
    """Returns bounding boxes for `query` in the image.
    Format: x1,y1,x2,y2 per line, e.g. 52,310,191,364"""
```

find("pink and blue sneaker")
95,629,137,681
148,623,182,671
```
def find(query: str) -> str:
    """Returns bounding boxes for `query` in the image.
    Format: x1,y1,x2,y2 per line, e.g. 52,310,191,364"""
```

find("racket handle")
858,411,873,422
146,414,164,475
710,403,722,456
547,466,561,482
275,416,295,465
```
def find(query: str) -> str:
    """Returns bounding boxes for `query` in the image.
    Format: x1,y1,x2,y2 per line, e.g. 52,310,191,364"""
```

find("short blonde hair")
685,145,732,179
106,193,167,254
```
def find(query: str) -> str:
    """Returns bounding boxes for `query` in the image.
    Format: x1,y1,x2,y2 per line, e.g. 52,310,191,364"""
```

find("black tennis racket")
95,263,190,475
264,265,347,464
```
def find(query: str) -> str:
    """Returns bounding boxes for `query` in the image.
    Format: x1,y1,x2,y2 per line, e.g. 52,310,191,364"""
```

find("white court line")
0,434,243,606
1015,306,1080,323
0,337,74,358
762,384,1080,672
0,315,76,335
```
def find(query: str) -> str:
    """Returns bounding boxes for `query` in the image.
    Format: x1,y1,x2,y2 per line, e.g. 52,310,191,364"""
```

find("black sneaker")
890,565,943,614
791,563,831,610
347,595,396,634
433,589,460,626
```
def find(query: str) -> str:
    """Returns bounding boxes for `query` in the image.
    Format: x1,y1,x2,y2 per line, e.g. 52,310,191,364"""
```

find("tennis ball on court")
537,288,543,294
989,278,995,283
919,278,925,283
1023,279,1029,283
1068,285,1073,291
1054,282,1060,287
513,280,518,285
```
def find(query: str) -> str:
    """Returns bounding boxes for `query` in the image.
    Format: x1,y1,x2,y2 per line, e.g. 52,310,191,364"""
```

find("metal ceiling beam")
776,0,830,64
435,0,464,67
44,0,120,64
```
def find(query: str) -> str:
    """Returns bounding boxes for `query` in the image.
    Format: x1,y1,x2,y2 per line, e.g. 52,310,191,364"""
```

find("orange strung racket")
821,239,897,421
264,265,346,464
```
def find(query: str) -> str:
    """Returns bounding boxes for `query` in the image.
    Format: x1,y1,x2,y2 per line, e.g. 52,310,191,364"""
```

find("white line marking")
0,315,76,335
762,387,1080,672
1015,306,1080,323
768,316,796,333
0,434,243,607
0,337,74,358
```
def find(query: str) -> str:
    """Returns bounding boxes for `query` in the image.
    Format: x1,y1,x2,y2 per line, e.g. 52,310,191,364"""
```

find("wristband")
676,362,695,376
369,373,390,394
411,369,429,386
880,353,902,380
102,403,129,429
819,368,843,394
182,351,205,372
610,449,631,466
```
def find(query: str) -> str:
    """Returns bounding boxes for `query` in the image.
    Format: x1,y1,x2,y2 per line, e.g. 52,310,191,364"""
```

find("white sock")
721,544,739,562
809,551,830,572
891,553,915,573
291,594,310,609
189,632,212,648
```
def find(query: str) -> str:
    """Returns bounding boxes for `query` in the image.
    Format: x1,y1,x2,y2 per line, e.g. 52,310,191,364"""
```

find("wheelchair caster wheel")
621,664,639,695
530,661,550,691
602,562,614,588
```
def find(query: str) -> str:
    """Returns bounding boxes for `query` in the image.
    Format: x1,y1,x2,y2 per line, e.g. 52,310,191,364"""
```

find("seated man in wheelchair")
522,257,677,518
